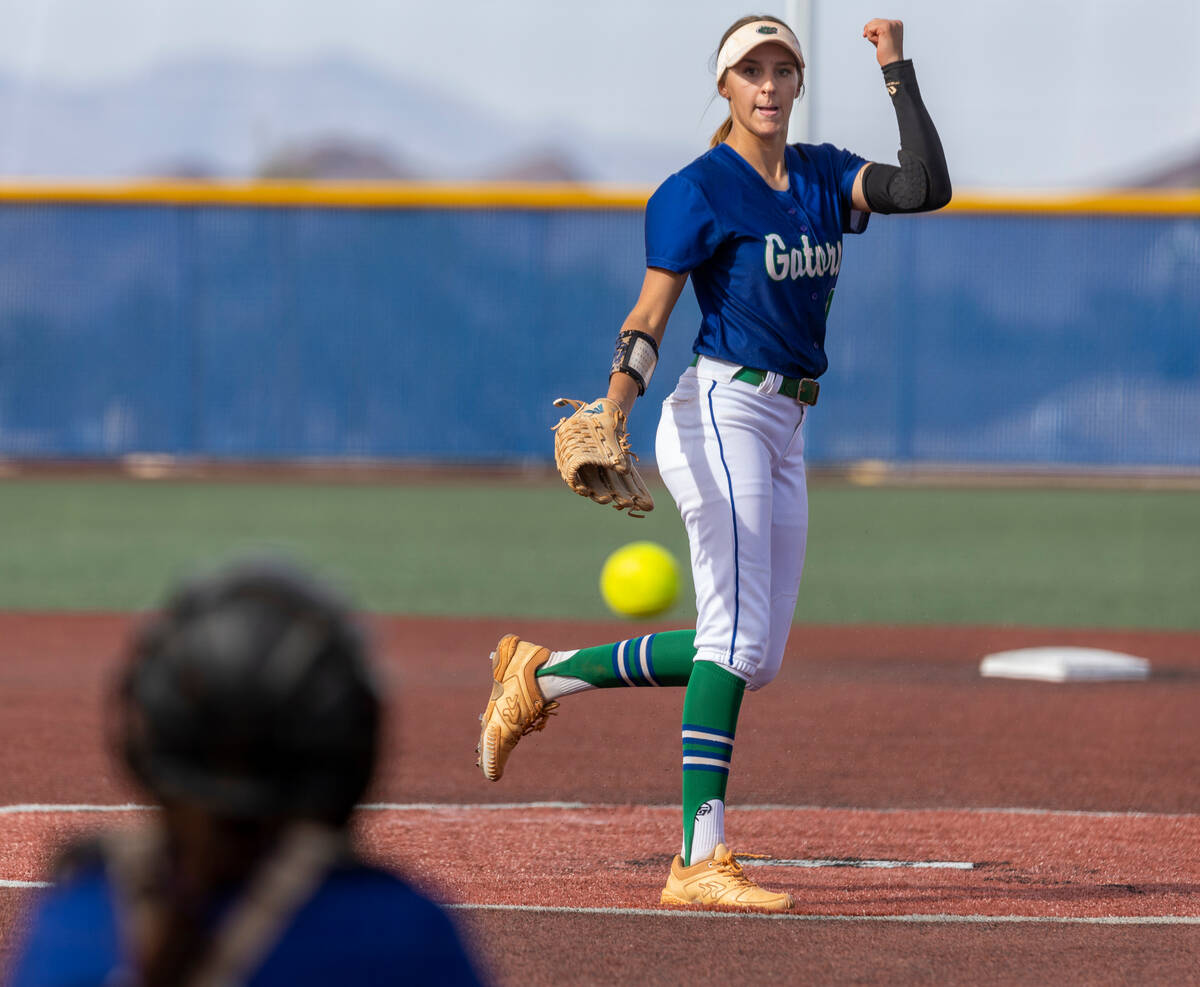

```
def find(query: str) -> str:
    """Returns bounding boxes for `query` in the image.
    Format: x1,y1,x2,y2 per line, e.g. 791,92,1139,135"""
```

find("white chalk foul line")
0,802,590,815
446,903,1200,925
4,887,1192,924
0,804,156,815
1,801,1194,819
3,803,1195,924
358,802,589,812
740,857,974,870
361,802,1197,820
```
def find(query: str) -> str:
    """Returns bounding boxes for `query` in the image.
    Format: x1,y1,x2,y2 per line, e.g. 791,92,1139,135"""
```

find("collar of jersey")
715,141,797,197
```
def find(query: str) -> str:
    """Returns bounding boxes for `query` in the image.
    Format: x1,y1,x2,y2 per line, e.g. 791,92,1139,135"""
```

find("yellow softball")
600,541,681,619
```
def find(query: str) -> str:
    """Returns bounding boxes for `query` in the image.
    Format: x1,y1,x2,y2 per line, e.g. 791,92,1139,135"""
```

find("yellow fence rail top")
0,180,1197,215
0,180,653,209
945,188,1200,215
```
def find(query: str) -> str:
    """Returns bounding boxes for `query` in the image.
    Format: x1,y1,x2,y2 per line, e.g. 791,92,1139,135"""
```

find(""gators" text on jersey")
764,233,843,281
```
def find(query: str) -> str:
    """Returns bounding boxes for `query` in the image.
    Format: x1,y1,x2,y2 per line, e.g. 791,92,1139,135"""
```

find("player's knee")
745,659,782,691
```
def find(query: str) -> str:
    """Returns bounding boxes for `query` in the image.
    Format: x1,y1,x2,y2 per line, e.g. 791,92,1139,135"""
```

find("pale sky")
1,0,1197,188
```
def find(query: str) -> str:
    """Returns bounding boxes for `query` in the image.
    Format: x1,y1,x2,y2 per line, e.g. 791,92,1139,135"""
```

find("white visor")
715,21,804,82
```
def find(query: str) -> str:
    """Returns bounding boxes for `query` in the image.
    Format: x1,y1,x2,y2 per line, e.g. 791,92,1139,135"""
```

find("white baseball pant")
655,355,810,690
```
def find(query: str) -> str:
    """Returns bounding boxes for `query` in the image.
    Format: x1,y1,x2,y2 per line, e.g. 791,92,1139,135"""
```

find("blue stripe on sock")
615,641,633,685
706,380,739,664
681,739,734,754
625,637,643,685
614,638,658,686
682,764,730,774
681,723,736,739
643,633,658,685
683,741,733,757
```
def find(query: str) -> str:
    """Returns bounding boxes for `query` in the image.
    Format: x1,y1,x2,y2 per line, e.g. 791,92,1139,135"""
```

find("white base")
979,646,1150,682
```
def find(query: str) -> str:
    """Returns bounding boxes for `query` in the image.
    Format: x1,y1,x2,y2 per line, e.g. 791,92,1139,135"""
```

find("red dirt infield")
2,613,1198,984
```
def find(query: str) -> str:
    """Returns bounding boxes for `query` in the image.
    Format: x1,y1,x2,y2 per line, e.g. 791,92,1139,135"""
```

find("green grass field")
0,476,1196,629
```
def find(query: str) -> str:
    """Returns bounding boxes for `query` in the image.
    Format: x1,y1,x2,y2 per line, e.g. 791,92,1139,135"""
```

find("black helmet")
117,559,381,825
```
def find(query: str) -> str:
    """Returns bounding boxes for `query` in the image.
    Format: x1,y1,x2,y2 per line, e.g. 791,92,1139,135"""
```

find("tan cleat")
660,844,794,911
476,634,558,782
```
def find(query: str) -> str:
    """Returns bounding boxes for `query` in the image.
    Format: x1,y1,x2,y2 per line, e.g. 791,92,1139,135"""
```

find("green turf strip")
0,477,1195,629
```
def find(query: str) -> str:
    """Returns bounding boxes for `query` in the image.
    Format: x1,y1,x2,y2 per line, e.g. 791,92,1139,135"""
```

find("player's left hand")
552,397,654,518
863,18,904,67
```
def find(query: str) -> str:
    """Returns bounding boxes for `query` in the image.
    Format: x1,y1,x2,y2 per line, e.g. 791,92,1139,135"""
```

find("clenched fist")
863,18,904,67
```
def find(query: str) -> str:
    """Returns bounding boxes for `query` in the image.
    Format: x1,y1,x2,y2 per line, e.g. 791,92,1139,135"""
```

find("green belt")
690,356,820,406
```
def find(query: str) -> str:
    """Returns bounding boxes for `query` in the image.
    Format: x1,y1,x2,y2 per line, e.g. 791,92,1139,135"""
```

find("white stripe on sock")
638,637,659,686
681,728,733,744
615,640,635,686
683,756,731,770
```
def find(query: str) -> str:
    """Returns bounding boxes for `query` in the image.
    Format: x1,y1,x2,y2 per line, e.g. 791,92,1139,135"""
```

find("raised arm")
850,18,952,214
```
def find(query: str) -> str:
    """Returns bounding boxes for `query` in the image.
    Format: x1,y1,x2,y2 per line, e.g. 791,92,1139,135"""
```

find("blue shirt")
645,141,868,379
8,859,485,986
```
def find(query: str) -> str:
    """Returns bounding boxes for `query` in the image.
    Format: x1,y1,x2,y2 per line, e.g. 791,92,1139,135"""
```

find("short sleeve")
829,144,871,235
845,208,870,235
645,173,724,272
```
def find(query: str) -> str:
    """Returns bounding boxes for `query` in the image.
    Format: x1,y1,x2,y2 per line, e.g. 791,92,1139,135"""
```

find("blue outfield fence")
0,190,1197,467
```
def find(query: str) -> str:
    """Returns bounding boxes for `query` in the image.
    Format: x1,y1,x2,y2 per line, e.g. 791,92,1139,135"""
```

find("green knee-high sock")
535,629,695,689
680,661,745,865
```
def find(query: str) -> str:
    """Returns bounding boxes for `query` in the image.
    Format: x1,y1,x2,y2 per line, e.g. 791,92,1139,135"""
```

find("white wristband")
610,330,659,396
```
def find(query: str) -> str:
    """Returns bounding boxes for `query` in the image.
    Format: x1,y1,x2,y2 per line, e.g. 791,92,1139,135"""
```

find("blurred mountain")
1127,142,1200,188
0,53,683,183
139,155,226,180
257,136,418,180
487,147,587,183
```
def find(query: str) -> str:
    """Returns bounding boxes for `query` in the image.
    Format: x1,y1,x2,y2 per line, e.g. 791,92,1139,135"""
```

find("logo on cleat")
501,695,523,725
697,881,726,900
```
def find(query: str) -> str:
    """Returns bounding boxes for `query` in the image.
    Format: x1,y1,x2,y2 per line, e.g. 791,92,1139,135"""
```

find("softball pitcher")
478,14,951,911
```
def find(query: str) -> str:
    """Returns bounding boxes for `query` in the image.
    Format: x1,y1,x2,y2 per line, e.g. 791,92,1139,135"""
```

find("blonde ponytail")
709,115,733,148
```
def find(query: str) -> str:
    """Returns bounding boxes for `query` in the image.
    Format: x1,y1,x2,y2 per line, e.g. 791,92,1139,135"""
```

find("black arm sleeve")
862,59,952,214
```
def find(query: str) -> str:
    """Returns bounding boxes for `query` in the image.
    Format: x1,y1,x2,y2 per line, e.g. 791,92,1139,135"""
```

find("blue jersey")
8,858,484,986
645,141,868,379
